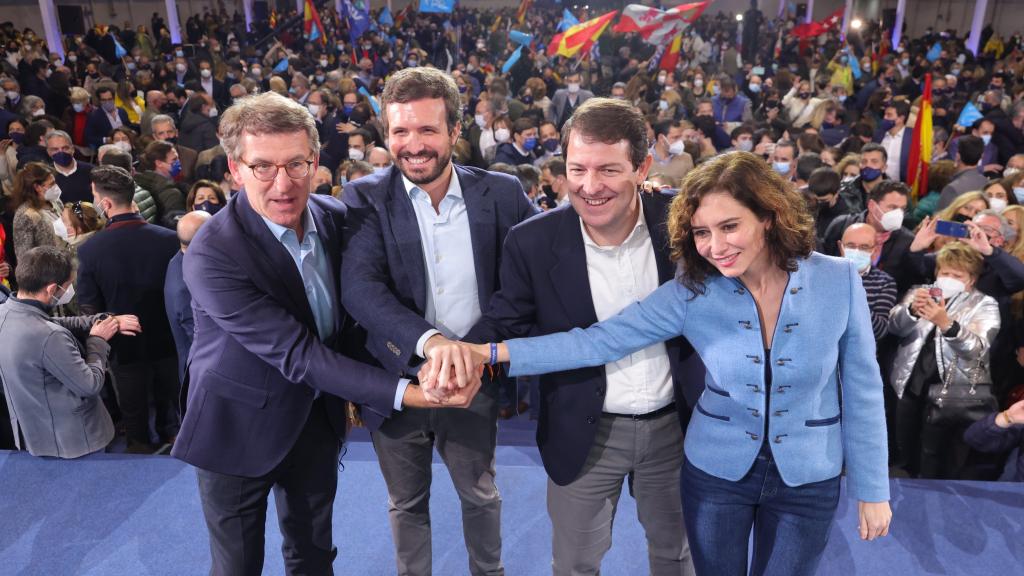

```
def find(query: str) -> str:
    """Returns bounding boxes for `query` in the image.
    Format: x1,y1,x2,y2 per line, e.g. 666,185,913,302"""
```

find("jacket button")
790,287,799,294
586,416,596,424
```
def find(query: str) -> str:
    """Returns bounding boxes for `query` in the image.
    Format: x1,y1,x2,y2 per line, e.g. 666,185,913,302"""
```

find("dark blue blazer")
464,194,705,486
163,250,192,383
84,107,133,150
872,126,913,182
76,213,180,364
171,192,400,477
340,164,538,429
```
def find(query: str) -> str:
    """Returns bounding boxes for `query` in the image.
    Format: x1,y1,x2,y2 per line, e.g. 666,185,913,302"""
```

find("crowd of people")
1,0,1024,573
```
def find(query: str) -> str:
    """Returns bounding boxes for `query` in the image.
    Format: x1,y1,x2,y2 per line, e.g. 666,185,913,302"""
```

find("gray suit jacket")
0,299,113,458
547,88,595,128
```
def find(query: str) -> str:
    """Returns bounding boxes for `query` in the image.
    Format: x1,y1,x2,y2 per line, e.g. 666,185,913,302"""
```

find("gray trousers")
548,410,694,576
371,384,503,576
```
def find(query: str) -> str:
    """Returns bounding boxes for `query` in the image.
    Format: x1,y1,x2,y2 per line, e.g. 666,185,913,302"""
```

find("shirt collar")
402,164,462,202
579,192,647,249
260,205,317,243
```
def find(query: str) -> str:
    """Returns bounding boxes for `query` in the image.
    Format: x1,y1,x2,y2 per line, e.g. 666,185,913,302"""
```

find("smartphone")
935,219,970,238
928,287,943,303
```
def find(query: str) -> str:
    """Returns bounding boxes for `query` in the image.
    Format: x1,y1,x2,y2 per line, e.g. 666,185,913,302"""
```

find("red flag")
614,2,709,46
791,7,844,39
516,0,532,25
660,33,683,72
547,10,618,58
907,74,934,201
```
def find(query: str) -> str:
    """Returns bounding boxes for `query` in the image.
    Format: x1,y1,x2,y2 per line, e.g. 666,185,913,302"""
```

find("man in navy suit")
171,92,471,575
874,100,913,183
163,210,210,383
446,99,702,574
84,86,134,151
76,165,180,453
341,67,538,576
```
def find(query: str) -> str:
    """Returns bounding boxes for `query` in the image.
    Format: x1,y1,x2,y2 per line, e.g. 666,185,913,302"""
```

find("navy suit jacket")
163,250,192,383
464,194,705,486
171,192,400,477
340,164,538,429
873,126,913,182
84,107,133,150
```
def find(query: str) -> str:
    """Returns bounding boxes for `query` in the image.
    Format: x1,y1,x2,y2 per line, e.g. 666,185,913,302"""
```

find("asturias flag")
547,10,617,58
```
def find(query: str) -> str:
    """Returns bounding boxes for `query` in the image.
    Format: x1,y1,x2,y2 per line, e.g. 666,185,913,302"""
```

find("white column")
966,0,990,57
297,0,305,15
841,0,853,39
243,0,255,33
805,0,815,24
892,0,906,49
165,0,182,45
778,0,787,19
38,0,64,59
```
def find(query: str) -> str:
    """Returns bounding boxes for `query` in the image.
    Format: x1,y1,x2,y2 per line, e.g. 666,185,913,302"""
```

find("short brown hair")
186,179,227,210
936,242,983,280
668,151,815,295
218,91,320,162
380,67,461,134
561,98,648,170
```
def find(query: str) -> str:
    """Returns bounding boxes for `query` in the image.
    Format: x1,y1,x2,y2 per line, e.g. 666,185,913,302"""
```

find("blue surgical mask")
772,161,791,175
374,166,390,175
981,134,992,146
748,83,761,93
1014,187,1024,204
843,248,872,273
880,119,896,131
343,104,354,116
523,137,538,151
543,138,559,153
170,158,182,178
860,167,882,182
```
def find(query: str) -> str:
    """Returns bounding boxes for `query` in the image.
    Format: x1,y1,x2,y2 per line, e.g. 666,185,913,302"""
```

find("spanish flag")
547,10,617,59
269,8,278,29
907,73,933,201
304,0,327,45
516,0,532,25
660,33,683,72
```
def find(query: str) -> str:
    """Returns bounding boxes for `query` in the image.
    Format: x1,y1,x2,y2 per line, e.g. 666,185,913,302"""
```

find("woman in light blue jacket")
447,152,893,575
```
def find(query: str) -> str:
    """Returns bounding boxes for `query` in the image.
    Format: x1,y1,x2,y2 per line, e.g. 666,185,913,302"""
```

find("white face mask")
474,114,486,129
567,83,580,94
52,217,69,240
200,69,211,79
348,147,364,161
114,140,132,153
737,139,753,152
53,283,75,307
934,276,966,300
72,103,85,113
668,139,686,156
988,197,1008,212
208,107,218,118
878,207,904,231
307,103,321,117
44,184,62,202
494,128,511,143
843,248,872,273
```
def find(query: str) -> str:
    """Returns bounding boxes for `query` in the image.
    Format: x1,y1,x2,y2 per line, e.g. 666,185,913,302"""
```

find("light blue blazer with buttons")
505,251,890,503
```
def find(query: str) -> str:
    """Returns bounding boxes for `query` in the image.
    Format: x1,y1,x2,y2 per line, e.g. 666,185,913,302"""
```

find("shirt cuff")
393,378,411,412
416,329,442,358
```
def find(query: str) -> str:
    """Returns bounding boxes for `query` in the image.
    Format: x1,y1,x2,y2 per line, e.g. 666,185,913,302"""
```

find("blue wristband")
489,342,498,365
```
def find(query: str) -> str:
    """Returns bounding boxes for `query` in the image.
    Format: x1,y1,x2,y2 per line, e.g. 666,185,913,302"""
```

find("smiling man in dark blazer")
171,92,466,576
341,67,537,576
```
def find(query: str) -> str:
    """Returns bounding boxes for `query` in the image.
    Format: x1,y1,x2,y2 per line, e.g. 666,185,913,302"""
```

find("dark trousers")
111,356,179,445
371,383,503,576
196,399,341,576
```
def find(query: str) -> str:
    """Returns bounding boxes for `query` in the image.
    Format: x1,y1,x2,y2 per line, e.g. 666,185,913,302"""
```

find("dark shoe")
499,407,515,420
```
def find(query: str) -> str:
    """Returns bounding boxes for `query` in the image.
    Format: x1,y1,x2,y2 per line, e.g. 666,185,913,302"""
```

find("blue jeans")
681,444,840,576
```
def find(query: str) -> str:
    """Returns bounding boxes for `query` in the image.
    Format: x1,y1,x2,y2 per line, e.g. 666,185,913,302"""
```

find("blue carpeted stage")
1,442,1022,575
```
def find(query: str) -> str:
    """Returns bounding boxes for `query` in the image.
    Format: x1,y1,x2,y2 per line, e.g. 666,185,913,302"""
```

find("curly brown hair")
667,151,816,295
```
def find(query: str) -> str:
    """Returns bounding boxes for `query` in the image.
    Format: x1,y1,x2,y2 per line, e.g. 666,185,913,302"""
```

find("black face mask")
314,183,333,196
160,102,180,115
952,213,970,224
542,184,556,200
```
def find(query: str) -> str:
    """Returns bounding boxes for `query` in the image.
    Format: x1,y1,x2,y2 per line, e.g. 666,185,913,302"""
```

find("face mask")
712,85,721,96
773,161,791,175
114,140,132,153
44,183,62,201
308,103,321,117
52,283,75,307
989,197,1008,212
348,147,364,161
339,103,354,117
373,166,390,175
1005,167,1020,178
900,59,910,68
843,248,872,272
200,69,211,79
32,108,45,117
476,42,486,51
737,139,753,152
175,50,185,58
934,276,966,300
523,137,538,151
951,67,961,76
543,138,559,153
878,207,904,231
860,167,882,182
837,95,848,103
51,152,73,167
9,132,24,144
495,128,510,143
658,99,669,111
176,63,187,73
52,217,69,240
669,139,686,156
798,91,810,99
748,83,761,93
657,74,667,85
407,59,418,67
981,134,992,146
68,55,77,63
880,119,896,132
693,78,703,88
320,59,328,68
567,83,580,94
4,90,17,102
196,200,222,215
315,75,324,84
207,107,218,118
521,95,533,105
337,44,345,52
1014,187,1024,204
169,158,182,178
251,68,261,77
72,102,85,113
101,101,116,113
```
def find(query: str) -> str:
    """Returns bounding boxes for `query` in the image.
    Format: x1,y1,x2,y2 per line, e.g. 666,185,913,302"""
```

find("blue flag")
358,86,381,116
849,53,862,81
926,42,942,62
112,34,127,59
558,9,579,32
273,57,290,74
502,46,523,74
957,102,983,128
379,7,394,28
419,0,455,14
343,0,371,45
509,30,532,46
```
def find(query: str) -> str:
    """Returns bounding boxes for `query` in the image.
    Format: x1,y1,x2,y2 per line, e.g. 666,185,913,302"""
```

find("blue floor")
1,441,1022,575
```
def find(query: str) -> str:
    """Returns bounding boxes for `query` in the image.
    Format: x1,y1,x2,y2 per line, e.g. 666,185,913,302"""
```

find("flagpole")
841,0,852,40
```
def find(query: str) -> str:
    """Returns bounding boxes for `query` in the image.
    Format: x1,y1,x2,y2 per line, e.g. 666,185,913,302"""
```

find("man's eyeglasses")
239,158,314,182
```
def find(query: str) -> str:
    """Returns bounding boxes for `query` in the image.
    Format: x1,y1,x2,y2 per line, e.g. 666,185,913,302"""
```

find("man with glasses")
171,92,473,575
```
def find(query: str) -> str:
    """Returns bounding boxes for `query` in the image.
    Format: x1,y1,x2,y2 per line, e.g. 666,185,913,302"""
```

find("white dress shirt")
580,199,674,414
881,128,904,181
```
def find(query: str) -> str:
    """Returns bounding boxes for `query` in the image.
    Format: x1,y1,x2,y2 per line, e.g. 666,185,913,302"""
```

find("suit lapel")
642,193,676,284
549,207,599,327
308,197,346,332
458,165,497,305
385,172,429,313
